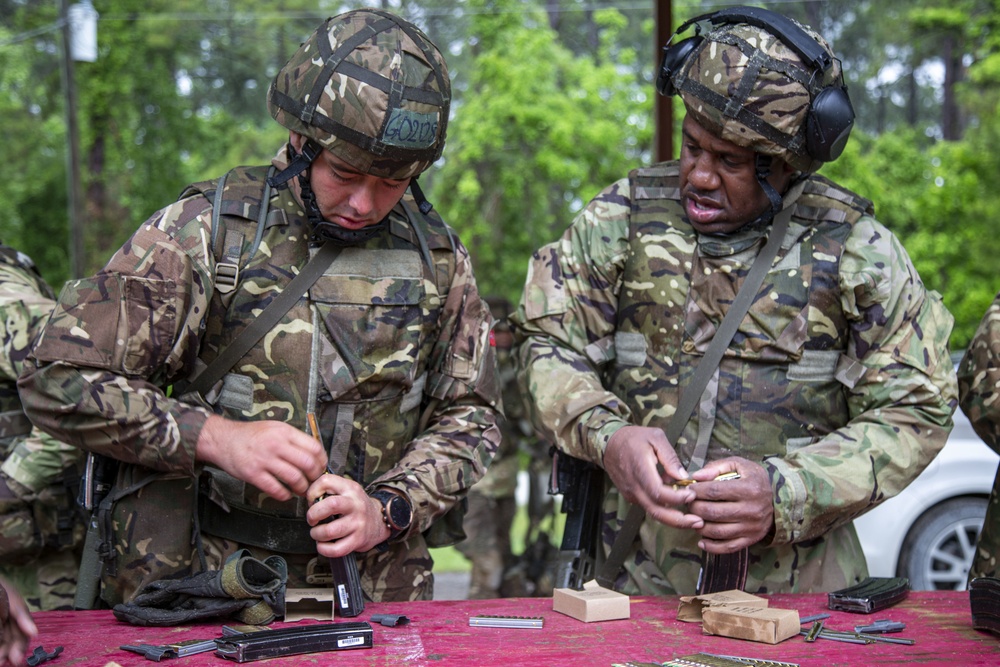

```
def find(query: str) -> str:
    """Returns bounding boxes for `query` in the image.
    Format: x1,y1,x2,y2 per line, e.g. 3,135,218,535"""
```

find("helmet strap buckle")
267,140,322,188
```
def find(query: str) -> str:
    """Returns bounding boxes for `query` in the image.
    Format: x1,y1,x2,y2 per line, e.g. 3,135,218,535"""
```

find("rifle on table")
549,448,604,590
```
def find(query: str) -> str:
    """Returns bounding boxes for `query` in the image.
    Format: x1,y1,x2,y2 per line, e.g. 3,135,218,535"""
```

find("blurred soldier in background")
457,297,524,599
0,243,85,611
457,296,558,599
959,291,1000,581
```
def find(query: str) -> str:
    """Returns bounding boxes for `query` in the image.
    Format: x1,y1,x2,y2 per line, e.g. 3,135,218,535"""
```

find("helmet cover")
673,21,843,172
268,9,451,179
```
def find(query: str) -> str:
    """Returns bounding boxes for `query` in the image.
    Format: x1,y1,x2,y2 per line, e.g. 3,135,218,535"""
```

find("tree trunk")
546,0,560,32
941,34,962,140
907,67,918,127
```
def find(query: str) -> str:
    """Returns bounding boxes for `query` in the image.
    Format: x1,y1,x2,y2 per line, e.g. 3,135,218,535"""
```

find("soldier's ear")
773,157,799,193
289,131,305,153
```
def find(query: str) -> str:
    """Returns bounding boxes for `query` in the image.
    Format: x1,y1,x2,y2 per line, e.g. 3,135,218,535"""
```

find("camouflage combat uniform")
18,147,501,606
0,245,85,611
512,163,957,595
457,303,524,598
959,290,1000,580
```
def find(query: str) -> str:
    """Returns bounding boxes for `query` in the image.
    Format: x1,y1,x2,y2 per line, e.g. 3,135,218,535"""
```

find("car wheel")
897,497,987,591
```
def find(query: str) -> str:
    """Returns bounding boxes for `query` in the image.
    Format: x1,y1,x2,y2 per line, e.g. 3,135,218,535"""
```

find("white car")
854,408,999,590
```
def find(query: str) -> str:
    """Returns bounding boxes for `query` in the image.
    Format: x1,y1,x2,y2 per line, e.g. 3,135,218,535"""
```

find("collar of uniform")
696,177,807,257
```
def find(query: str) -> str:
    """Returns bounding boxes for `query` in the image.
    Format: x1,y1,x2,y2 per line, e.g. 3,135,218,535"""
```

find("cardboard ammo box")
284,587,334,622
701,605,800,644
676,589,769,623
552,580,630,622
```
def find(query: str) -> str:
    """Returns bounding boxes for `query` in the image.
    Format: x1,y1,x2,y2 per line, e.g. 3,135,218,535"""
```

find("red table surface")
25,591,1000,666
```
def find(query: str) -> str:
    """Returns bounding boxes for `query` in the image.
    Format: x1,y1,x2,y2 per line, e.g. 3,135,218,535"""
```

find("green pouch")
99,470,200,607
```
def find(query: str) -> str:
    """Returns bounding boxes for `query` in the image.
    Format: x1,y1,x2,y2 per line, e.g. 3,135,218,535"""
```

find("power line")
0,19,63,48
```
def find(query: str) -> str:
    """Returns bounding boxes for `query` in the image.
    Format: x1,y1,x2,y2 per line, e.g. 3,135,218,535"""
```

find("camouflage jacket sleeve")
0,258,55,383
1,428,83,495
958,290,1000,452
765,215,958,545
18,199,217,475
369,238,502,533
0,257,83,492
511,179,634,465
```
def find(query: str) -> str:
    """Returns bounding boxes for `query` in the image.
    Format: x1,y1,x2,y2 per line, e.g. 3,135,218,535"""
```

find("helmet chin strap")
269,139,387,246
753,154,784,224
729,153,784,235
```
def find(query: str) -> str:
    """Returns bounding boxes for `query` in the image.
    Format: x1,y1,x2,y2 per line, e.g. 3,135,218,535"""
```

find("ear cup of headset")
805,86,855,162
656,35,702,97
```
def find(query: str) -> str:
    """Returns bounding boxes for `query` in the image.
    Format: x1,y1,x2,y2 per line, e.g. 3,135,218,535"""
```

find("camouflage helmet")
268,9,451,180
666,15,852,173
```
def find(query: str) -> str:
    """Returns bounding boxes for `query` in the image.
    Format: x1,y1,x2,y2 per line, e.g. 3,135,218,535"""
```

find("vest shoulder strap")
179,165,274,295
395,192,458,299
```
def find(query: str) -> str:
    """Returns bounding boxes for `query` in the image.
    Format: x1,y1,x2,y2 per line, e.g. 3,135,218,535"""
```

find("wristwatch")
370,489,412,542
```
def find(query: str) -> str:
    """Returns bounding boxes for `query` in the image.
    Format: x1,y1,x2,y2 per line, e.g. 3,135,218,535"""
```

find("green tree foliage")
820,0,1000,348
1,0,998,347
0,1,72,280
429,0,653,303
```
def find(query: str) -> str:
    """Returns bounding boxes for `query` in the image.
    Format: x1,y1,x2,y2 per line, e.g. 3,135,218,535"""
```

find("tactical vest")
608,162,874,471
176,166,460,553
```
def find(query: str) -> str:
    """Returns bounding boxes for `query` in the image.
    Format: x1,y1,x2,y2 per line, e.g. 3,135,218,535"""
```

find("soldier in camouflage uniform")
959,291,1000,581
0,244,85,611
511,7,957,596
456,296,524,598
18,9,500,609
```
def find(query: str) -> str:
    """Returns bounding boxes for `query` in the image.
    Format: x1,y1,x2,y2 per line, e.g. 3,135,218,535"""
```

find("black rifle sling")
595,204,794,590
184,242,342,399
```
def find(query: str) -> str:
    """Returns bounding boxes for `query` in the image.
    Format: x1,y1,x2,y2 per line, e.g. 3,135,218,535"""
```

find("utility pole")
654,0,673,162
60,0,97,278
60,0,84,279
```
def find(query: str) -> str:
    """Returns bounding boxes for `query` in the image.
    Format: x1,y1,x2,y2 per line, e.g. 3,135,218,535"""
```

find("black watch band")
370,489,412,542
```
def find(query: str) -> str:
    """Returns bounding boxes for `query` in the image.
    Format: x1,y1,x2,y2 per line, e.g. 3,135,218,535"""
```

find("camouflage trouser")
0,548,80,612
455,490,516,599
0,479,83,611
970,467,1000,582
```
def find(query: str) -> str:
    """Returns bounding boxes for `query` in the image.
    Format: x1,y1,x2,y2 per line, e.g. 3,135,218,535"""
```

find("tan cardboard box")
552,580,630,622
702,605,800,644
284,587,334,622
676,589,768,623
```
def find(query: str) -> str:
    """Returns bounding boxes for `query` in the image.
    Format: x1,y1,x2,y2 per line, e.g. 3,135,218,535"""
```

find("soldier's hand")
0,577,37,667
688,457,774,553
603,425,703,530
196,416,326,501
306,475,389,557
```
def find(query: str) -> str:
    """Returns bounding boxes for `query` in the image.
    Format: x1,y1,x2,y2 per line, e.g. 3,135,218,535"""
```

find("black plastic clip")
26,646,63,666
370,613,410,627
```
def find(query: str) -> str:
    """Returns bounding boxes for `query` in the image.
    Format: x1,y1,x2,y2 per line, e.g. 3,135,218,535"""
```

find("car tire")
897,497,987,591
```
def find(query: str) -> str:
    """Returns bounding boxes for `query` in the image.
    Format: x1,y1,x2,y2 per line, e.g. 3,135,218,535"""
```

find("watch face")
386,496,412,531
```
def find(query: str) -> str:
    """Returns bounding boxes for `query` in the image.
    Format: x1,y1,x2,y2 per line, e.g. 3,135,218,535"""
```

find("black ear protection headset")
656,6,854,163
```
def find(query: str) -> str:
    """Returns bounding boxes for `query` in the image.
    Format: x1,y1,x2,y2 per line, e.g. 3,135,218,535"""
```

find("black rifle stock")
550,449,604,590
